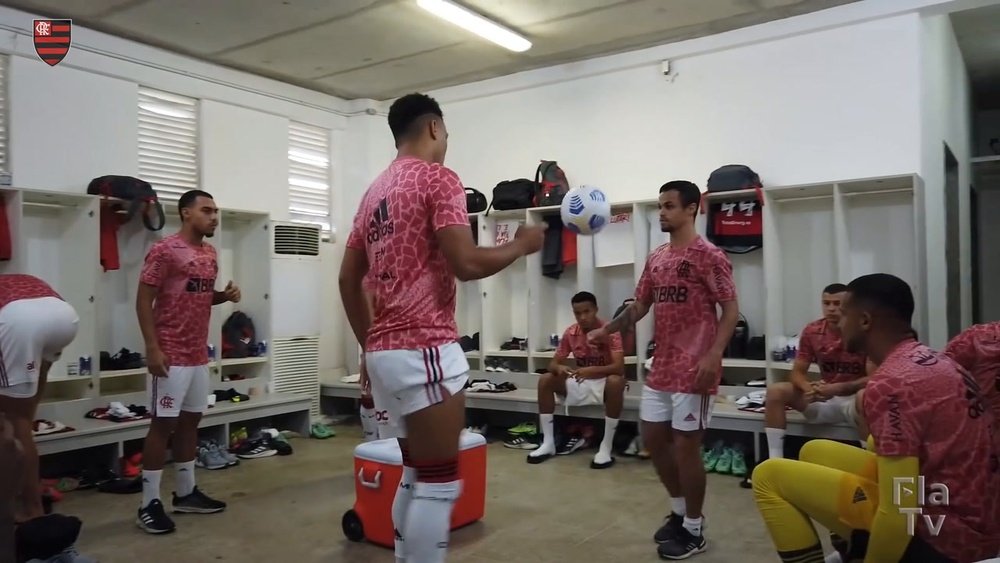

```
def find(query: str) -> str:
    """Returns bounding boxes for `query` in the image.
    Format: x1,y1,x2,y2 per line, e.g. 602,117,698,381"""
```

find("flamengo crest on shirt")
33,19,72,67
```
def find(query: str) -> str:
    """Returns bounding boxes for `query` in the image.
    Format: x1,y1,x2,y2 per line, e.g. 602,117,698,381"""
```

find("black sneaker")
556,436,587,455
657,526,707,560
172,487,226,514
136,499,176,534
653,512,684,543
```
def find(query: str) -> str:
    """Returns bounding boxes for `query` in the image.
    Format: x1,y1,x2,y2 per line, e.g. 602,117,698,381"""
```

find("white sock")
766,427,786,459
141,469,162,509
360,406,379,442
404,480,462,563
670,497,686,517
825,552,844,563
175,460,196,497
392,466,416,562
683,515,703,537
529,414,555,457
593,417,619,465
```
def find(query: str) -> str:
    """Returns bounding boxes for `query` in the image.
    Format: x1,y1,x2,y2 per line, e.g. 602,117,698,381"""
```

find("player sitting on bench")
764,283,874,460
527,291,626,469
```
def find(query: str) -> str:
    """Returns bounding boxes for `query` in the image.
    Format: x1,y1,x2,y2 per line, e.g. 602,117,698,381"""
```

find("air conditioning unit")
270,222,322,418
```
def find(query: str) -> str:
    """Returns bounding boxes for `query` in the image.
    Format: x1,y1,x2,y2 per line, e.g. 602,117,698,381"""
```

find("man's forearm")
212,291,228,306
137,302,160,350
339,279,371,350
604,301,650,334
591,364,624,377
841,377,869,396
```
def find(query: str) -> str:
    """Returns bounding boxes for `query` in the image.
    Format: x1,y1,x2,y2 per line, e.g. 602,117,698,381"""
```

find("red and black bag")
535,160,570,207
703,165,763,254
87,175,165,231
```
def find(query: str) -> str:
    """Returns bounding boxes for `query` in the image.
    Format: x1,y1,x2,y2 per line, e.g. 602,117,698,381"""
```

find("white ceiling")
2,0,858,100
952,3,1000,110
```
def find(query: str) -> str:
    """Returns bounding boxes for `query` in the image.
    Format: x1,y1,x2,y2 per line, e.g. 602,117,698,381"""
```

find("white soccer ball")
560,185,612,235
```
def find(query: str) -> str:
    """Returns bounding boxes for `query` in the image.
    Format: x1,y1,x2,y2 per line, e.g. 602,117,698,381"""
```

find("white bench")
34,391,312,463
320,370,858,462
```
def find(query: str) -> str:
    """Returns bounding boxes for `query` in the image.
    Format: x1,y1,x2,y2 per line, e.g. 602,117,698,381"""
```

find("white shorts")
0,297,79,398
802,394,857,425
640,385,716,432
149,365,210,418
365,342,469,438
556,377,607,408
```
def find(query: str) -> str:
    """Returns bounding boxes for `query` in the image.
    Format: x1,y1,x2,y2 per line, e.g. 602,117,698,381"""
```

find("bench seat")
35,392,312,457
321,369,859,461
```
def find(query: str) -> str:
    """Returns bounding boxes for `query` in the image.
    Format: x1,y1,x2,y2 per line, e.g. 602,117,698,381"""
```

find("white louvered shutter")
138,87,199,203
288,122,332,233
0,55,8,174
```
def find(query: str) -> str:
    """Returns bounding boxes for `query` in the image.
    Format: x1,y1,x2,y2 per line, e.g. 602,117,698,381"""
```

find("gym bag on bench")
465,187,488,213
486,178,537,215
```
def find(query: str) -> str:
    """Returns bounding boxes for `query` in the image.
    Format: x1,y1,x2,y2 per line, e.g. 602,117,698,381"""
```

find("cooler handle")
357,467,382,489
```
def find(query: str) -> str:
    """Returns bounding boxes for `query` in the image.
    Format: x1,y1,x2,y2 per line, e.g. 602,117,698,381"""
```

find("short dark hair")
571,291,597,307
845,273,914,325
659,180,701,214
387,93,444,147
823,283,848,294
178,189,213,217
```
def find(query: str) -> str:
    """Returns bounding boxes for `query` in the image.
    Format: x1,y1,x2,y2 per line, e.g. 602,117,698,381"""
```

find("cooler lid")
353,430,485,463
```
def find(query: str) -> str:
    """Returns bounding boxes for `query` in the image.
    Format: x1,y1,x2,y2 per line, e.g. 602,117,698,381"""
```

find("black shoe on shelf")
653,512,684,544
137,499,176,534
172,487,226,514
657,526,707,560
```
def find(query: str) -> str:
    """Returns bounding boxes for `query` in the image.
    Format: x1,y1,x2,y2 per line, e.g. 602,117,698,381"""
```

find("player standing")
135,190,241,535
943,321,1000,440
0,274,79,524
339,92,544,563
589,181,739,560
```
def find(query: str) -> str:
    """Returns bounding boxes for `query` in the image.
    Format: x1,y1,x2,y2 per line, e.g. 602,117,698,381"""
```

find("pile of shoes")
483,359,512,372
502,422,539,450
99,348,144,371
229,426,293,459
703,440,748,478
465,379,517,393
85,403,149,422
195,439,240,470
499,337,526,351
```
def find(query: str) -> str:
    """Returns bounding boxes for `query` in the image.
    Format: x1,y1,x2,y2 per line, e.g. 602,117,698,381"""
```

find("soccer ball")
560,185,612,235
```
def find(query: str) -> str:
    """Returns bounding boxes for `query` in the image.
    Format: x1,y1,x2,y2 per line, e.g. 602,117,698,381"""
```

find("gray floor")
60,427,780,562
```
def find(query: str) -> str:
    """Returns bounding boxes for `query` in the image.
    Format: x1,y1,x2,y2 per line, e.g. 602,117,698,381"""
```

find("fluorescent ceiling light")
417,0,531,53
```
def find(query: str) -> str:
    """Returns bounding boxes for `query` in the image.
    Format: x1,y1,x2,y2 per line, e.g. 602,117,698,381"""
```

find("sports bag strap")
142,199,166,231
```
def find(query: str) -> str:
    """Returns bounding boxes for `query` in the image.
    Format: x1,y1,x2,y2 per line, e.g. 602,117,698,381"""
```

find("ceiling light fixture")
417,0,531,53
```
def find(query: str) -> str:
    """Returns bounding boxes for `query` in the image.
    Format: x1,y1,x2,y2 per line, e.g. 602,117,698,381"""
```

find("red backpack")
535,160,570,207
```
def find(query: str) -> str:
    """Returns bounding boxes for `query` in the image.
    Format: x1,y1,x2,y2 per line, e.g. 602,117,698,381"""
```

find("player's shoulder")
563,323,582,336
883,341,960,382
648,242,671,260
801,318,826,336
149,234,183,254
692,236,729,262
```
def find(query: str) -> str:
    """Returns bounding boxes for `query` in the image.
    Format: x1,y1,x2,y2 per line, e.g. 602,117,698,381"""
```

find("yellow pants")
753,441,879,562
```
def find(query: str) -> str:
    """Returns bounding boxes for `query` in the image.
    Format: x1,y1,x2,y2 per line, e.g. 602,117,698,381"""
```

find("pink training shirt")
556,321,623,369
796,318,868,384
139,234,218,367
0,274,61,310
346,156,470,352
636,236,737,395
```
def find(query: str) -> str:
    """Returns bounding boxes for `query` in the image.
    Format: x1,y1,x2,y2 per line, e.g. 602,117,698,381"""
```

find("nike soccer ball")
560,185,612,235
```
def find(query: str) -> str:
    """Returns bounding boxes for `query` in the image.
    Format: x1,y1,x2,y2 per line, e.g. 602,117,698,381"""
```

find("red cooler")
342,430,487,547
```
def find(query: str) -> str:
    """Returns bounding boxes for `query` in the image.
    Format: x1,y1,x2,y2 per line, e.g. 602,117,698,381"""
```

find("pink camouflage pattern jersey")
635,236,737,395
346,156,470,352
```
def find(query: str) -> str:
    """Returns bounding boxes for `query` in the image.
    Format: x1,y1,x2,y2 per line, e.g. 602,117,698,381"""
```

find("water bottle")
82,356,92,376
258,340,267,356
208,344,216,361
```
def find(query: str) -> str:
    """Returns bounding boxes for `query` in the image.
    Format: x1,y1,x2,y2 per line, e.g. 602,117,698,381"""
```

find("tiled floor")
60,427,781,562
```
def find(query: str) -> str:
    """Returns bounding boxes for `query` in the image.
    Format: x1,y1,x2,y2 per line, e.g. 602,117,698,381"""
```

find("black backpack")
221,311,256,359
87,175,166,231
704,165,764,254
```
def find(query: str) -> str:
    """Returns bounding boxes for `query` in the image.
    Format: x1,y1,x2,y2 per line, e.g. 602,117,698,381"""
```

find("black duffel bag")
465,187,488,213
87,175,166,231
486,178,536,216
